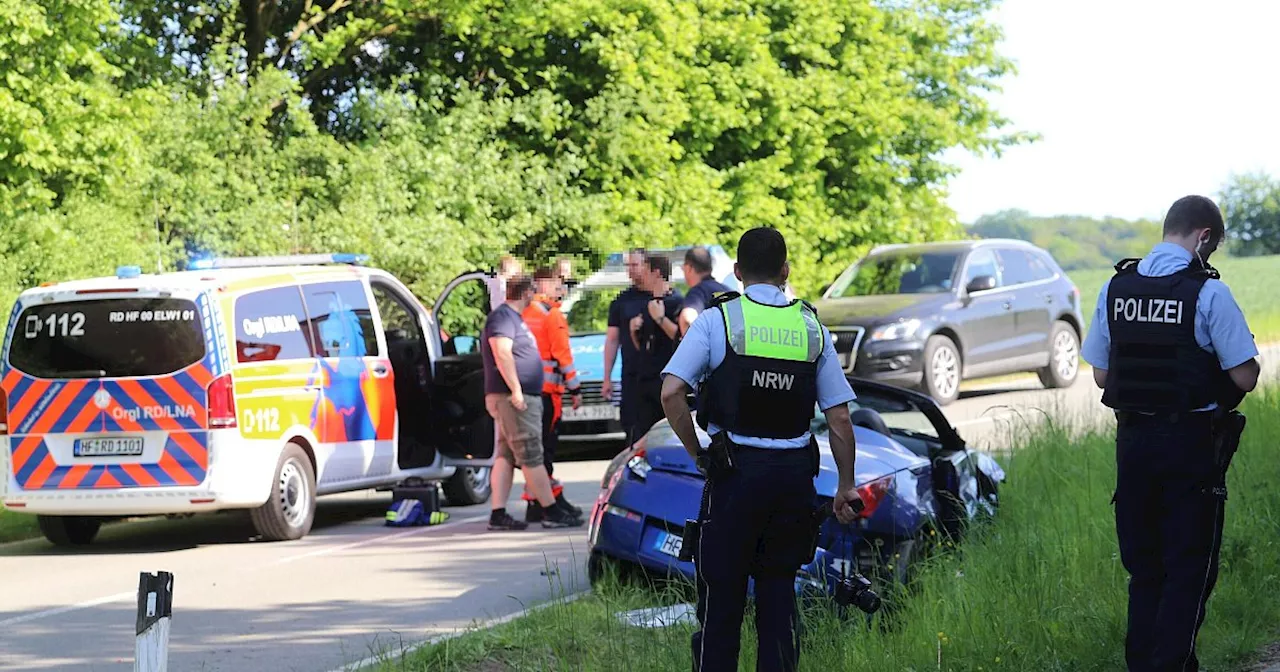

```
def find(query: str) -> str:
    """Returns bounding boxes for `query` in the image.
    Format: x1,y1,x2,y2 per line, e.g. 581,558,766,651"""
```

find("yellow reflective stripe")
801,307,824,362
721,299,747,354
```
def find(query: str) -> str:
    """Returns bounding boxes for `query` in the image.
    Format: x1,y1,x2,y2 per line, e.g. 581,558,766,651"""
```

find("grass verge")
375,389,1280,671
0,510,39,544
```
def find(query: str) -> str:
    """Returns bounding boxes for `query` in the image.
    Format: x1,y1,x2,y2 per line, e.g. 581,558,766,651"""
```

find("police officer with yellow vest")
660,227,862,672
1083,196,1261,672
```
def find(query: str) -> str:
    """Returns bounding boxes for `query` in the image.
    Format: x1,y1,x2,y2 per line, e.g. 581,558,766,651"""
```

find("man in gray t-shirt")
480,275,584,531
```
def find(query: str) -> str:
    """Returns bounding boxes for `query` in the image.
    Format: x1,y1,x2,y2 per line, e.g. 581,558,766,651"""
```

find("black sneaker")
541,504,584,529
555,493,584,518
488,511,529,531
525,501,546,523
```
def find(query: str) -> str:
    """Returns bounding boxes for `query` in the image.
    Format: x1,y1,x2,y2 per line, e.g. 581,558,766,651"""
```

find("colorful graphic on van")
310,358,395,443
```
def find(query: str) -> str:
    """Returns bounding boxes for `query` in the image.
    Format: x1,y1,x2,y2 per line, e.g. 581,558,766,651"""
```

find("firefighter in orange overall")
520,267,585,522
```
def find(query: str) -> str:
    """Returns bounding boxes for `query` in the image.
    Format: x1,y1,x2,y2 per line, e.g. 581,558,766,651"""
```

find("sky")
944,0,1280,224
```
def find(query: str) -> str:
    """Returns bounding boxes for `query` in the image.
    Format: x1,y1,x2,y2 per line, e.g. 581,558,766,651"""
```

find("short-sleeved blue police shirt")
1081,243,1258,393
661,284,856,449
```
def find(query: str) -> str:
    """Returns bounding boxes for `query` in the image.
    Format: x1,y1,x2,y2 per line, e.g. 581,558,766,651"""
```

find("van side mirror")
965,275,996,293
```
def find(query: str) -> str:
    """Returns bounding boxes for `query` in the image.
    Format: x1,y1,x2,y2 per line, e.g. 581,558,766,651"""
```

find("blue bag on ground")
385,499,450,527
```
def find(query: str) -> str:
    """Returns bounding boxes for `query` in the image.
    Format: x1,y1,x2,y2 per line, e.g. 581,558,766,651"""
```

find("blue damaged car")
585,377,1005,595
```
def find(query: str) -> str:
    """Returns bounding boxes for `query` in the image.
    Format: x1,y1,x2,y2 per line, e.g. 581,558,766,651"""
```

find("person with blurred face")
520,267,584,522
603,249,672,446
626,254,684,448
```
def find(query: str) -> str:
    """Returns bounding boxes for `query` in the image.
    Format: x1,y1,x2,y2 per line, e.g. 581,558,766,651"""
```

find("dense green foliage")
385,390,1280,671
968,209,1162,271
1219,172,1280,257
0,0,1022,311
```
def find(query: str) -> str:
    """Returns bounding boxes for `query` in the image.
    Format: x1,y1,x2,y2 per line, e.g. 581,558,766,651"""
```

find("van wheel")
442,467,492,506
251,444,316,541
921,335,962,406
38,516,101,546
1038,321,1080,389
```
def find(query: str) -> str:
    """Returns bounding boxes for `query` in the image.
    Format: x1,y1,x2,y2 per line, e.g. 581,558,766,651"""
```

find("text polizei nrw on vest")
1112,298,1185,325
752,371,796,390
748,325,804,346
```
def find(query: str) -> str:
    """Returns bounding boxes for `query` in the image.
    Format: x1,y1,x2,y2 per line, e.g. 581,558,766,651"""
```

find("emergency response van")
0,255,500,545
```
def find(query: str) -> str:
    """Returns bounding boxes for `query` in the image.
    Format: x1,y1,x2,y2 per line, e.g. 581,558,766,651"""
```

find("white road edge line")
0,512,496,627
0,591,135,628
325,590,589,672
271,512,492,566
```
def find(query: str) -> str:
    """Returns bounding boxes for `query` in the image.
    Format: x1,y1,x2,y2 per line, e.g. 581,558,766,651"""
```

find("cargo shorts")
484,393,545,469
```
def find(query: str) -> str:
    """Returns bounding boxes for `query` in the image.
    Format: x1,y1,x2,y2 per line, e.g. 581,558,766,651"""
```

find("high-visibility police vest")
697,293,824,439
1101,258,1224,412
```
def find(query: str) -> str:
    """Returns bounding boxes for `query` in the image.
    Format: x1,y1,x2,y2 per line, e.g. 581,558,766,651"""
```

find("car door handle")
372,364,390,378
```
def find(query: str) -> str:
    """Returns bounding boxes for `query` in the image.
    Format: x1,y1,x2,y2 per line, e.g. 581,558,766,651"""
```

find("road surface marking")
325,590,588,672
0,591,135,628
271,512,491,566
0,512,495,627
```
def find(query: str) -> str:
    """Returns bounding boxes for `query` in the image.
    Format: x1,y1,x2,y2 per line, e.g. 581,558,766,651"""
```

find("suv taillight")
207,374,237,429
0,388,8,436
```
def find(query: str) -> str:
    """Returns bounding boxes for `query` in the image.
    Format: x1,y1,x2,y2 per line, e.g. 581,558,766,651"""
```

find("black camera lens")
833,573,881,614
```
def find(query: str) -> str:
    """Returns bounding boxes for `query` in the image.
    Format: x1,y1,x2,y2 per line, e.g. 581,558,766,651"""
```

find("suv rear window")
7,298,205,379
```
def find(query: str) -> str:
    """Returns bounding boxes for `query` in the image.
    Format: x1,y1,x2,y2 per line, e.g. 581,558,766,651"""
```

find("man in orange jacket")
521,267,584,521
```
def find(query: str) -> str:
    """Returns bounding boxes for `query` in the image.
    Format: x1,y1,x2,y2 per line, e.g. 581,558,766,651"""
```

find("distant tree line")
967,211,1161,271
1218,173,1280,257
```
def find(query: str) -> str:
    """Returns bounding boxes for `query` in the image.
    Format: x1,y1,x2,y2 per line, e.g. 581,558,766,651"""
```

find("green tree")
1219,172,1280,257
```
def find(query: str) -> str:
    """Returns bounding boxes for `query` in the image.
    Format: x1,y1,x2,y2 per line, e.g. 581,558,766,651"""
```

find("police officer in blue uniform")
660,227,862,672
1082,195,1261,672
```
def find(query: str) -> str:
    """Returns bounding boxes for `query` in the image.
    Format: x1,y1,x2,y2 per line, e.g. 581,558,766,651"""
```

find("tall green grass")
385,390,1280,671
1070,255,1280,341
0,510,37,544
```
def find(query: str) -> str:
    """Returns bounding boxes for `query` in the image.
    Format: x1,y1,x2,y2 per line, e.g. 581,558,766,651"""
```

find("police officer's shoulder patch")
708,291,741,308
1114,258,1142,274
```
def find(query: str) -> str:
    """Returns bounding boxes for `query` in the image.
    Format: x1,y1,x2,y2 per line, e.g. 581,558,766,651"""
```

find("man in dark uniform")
603,249,682,446
660,227,862,672
678,246,731,336
1082,195,1260,672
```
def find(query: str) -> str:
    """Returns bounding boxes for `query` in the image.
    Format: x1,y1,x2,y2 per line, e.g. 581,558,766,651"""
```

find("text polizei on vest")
1113,298,1185,325
748,325,804,346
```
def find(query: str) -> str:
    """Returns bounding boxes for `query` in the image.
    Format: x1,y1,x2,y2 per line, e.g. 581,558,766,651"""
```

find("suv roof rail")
187,253,369,270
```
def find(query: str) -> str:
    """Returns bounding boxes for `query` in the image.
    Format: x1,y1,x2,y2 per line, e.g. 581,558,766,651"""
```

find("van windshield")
8,298,206,379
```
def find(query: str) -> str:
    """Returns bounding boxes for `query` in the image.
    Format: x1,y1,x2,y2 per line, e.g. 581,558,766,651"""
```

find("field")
379,389,1280,672
1069,254,1280,341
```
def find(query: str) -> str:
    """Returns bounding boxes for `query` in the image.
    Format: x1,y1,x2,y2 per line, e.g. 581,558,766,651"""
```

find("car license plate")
562,404,620,422
74,437,144,457
656,531,684,558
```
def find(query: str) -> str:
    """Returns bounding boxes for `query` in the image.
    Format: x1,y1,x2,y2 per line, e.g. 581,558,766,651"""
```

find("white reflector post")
135,571,174,672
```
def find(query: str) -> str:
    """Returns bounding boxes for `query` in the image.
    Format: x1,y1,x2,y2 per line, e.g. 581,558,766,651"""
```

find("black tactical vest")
697,293,822,439
1101,259,1221,412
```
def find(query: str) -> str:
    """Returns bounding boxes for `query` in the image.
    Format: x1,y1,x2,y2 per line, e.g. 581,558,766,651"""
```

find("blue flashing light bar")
187,253,369,270
116,265,143,279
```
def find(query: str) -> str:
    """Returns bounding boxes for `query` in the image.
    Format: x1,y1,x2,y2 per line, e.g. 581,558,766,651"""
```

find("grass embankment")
0,509,38,544
382,390,1280,671
1071,254,1280,341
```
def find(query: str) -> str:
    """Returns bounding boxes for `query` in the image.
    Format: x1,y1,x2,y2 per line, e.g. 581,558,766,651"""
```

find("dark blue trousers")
1115,412,1225,672
691,446,816,672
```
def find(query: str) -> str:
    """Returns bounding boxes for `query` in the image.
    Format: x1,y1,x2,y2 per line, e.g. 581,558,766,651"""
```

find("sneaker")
488,511,529,531
525,501,546,523
541,504,585,529
555,493,584,518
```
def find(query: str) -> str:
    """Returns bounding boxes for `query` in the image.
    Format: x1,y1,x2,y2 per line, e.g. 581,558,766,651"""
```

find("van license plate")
656,532,684,558
562,404,620,422
74,437,144,457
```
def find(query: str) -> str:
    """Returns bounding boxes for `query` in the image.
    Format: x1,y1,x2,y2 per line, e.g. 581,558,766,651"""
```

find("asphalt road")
1,344,1275,671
